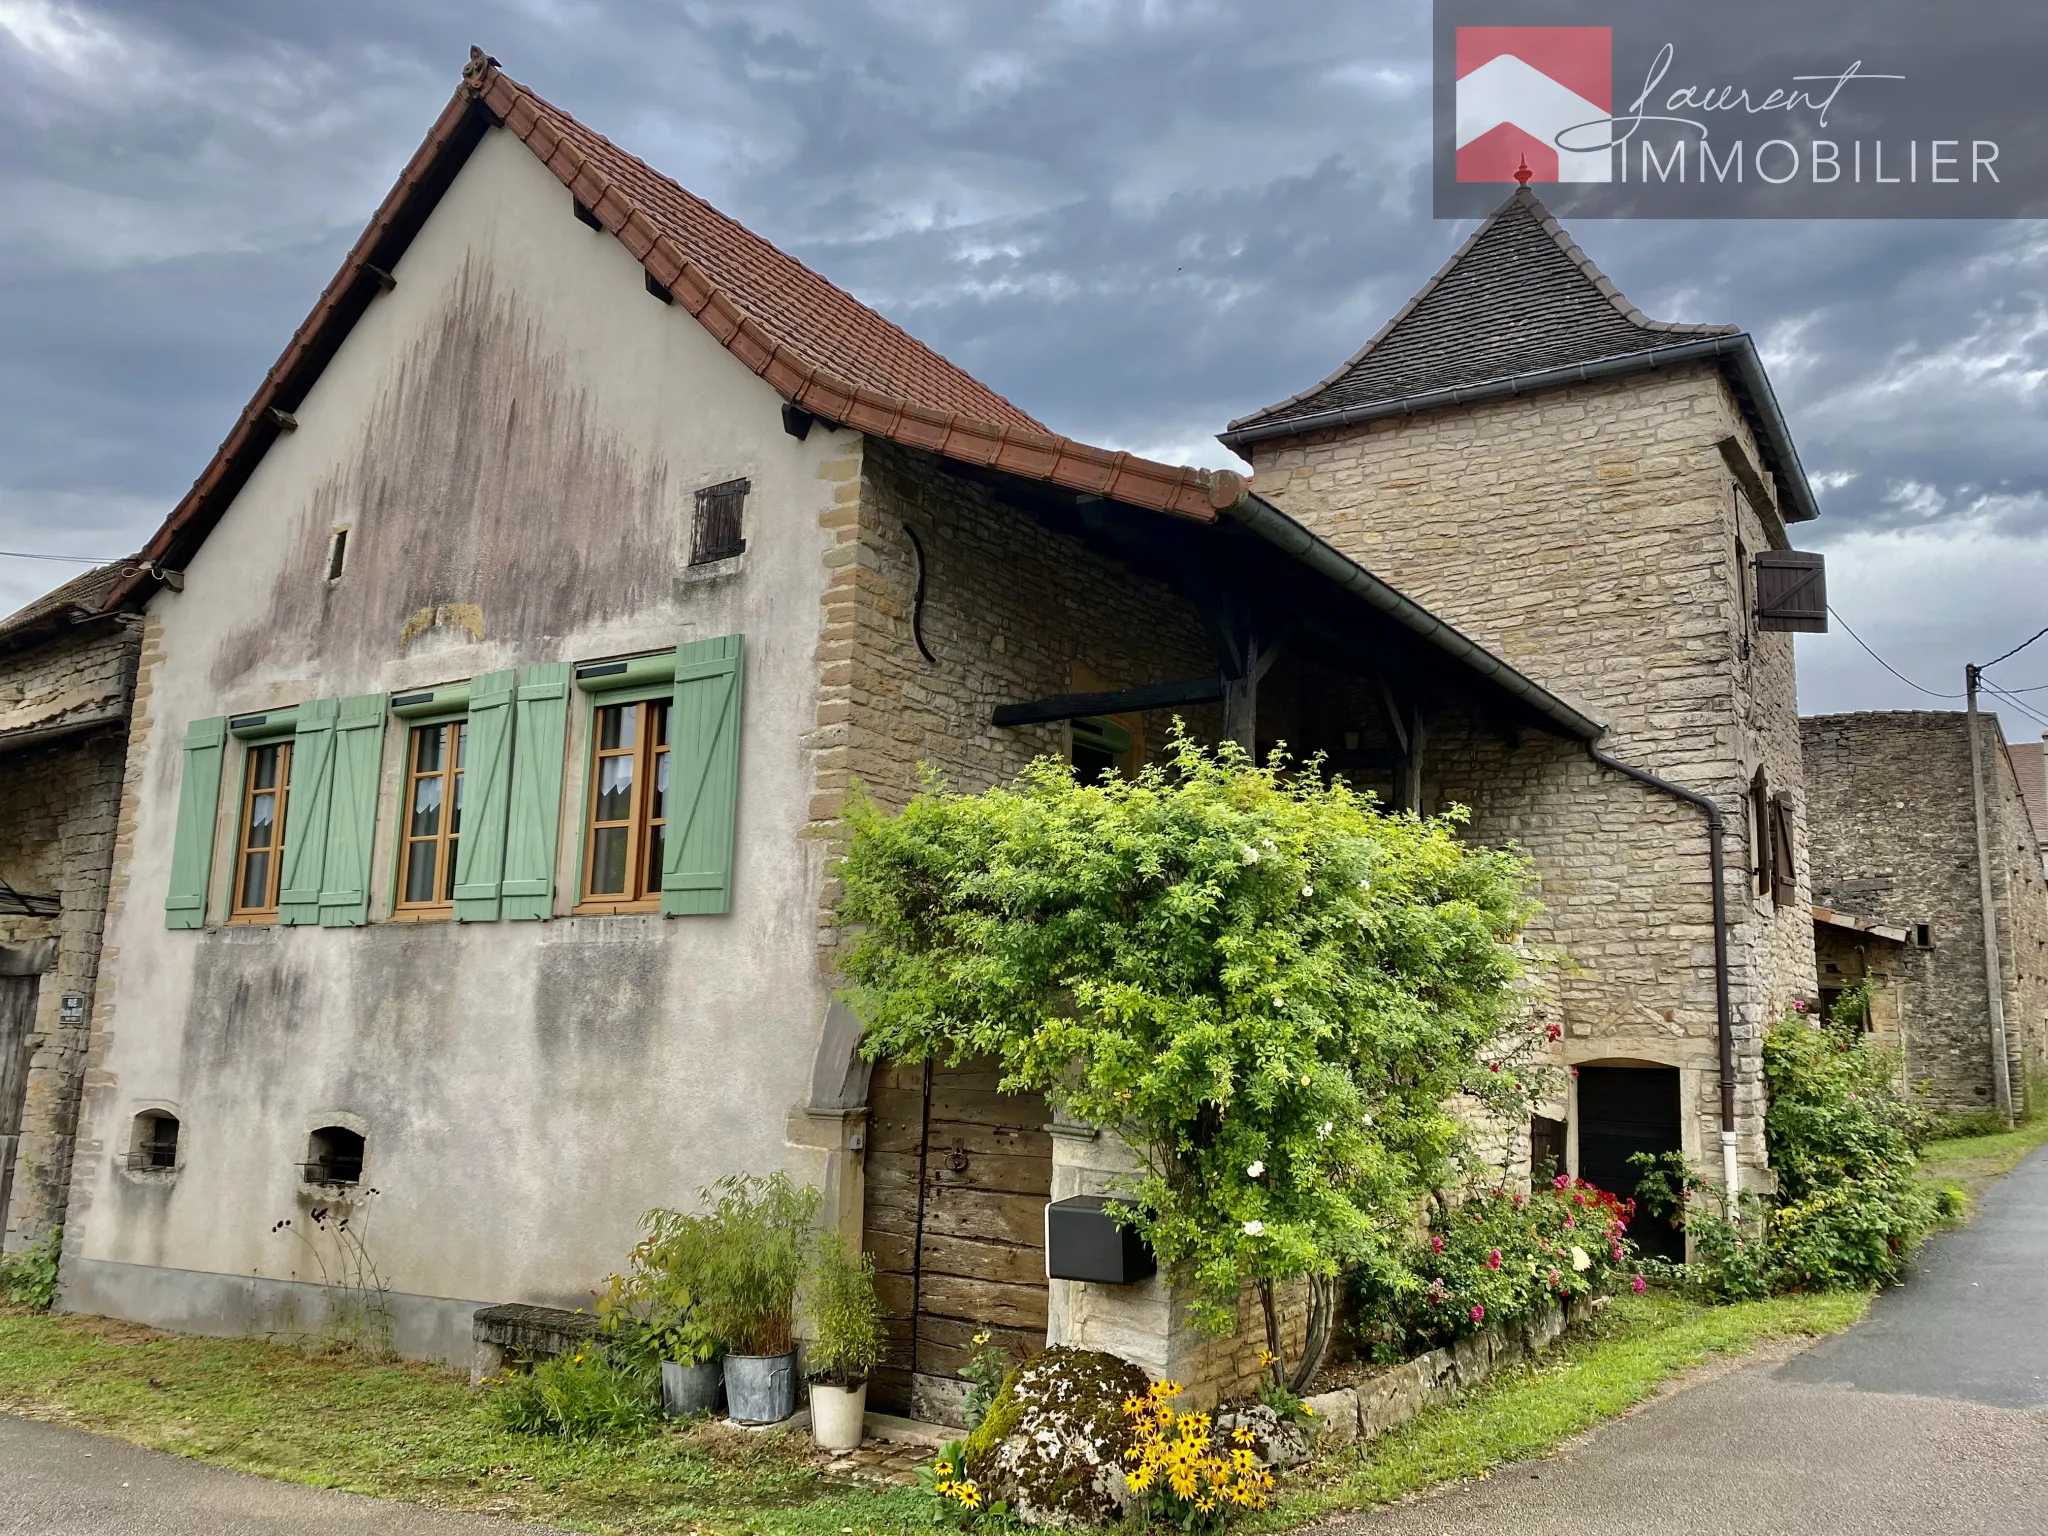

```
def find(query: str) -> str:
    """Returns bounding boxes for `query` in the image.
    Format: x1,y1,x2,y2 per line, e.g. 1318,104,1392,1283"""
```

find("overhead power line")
0,549,118,564
1826,605,1965,698
1981,623,2048,673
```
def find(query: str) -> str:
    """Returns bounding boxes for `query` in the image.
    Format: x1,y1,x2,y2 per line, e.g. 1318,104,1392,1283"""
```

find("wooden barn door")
0,976,39,1233
863,1056,1052,1422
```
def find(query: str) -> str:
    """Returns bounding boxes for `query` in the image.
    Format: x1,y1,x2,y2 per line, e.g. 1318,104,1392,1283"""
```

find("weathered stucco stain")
213,256,677,689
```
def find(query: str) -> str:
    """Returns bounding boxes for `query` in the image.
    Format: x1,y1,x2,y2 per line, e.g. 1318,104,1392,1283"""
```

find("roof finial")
1513,154,1533,187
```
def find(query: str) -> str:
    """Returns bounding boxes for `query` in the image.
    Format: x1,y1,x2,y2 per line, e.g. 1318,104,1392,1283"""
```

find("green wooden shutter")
317,694,388,927
501,663,572,921
165,716,227,929
662,634,745,916
451,670,517,922
278,699,339,925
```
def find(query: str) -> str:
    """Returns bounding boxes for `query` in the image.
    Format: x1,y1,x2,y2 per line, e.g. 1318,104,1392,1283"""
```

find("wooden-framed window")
579,698,670,911
230,740,292,921
395,720,466,916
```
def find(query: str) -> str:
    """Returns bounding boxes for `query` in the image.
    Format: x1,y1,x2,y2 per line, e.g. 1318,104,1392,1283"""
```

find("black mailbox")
1045,1195,1156,1284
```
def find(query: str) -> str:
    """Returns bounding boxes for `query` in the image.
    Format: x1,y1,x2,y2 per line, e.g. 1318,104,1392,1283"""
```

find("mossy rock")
962,1346,1150,1528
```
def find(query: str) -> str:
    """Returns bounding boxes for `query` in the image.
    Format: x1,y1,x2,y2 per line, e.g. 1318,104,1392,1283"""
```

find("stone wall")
0,615,140,1250
810,437,1219,952
1246,369,1817,1180
1803,712,2048,1113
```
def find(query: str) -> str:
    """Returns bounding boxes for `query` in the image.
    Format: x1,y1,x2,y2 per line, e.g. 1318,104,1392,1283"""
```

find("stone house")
0,563,142,1254
1220,187,1825,1219
57,56,1828,1417
1803,711,2048,1115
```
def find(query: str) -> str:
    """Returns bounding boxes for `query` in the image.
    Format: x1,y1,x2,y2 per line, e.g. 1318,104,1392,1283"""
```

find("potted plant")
803,1231,884,1450
692,1172,820,1424
597,1209,724,1417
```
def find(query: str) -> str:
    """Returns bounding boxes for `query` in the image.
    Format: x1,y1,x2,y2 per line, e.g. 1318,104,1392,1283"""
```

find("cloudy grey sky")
2,1,2044,727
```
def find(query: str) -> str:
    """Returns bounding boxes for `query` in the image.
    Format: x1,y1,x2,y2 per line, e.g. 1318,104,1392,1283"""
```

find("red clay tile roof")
108,51,1239,608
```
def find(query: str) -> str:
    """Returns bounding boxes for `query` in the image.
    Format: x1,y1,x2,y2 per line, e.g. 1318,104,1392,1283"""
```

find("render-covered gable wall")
1803,711,2048,1112
69,127,852,1358
1250,370,1817,1177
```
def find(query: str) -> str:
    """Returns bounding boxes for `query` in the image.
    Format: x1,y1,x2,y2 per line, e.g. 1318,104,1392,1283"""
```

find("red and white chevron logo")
1456,26,1613,183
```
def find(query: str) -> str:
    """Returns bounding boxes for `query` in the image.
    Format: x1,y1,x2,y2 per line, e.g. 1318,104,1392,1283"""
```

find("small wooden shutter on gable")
277,698,340,925
662,633,746,917
452,670,517,922
164,716,228,929
500,663,572,921
1750,769,1773,898
316,694,387,927
1754,551,1829,632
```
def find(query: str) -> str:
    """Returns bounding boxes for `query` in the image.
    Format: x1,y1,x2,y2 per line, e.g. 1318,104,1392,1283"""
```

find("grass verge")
1916,1110,2048,1217
0,1307,945,1535
1,1288,1866,1534
1253,1288,1868,1529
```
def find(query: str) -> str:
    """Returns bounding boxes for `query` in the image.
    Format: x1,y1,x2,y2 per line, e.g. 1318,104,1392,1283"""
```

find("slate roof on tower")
1220,188,1819,525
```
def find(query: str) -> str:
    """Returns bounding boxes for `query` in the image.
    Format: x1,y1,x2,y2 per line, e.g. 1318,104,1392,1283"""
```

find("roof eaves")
1218,333,1820,525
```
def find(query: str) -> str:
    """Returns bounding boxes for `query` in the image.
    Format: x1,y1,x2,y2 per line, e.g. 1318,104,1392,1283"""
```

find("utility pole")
1965,664,2016,1127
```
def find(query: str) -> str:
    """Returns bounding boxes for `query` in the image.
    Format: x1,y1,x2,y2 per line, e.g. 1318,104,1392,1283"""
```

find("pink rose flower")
1470,1305,1485,1323
1488,1249,1502,1269
1631,1275,1647,1294
1432,1235,1444,1254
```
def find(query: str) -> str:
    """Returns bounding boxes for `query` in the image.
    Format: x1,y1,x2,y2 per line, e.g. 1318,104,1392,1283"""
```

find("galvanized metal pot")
660,1358,724,1418
723,1351,797,1424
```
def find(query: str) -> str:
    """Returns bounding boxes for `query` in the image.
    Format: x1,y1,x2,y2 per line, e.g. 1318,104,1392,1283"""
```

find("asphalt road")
0,1413,531,1536
1336,1143,2048,1535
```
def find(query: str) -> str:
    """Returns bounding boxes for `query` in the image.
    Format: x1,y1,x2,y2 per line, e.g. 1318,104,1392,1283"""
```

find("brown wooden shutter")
1755,550,1828,632
1770,792,1797,907
1751,769,1773,897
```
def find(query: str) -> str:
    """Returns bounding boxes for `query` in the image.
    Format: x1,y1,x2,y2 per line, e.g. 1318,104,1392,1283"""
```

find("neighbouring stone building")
55,55,1830,1419
1221,187,1825,1212
2013,735,2047,879
1803,711,2048,1114
0,563,142,1254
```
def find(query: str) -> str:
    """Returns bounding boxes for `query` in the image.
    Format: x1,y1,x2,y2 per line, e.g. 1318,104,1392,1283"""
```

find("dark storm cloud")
0,1,2041,715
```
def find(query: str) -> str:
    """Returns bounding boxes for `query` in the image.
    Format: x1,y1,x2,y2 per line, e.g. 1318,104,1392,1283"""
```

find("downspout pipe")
1585,745,1741,1201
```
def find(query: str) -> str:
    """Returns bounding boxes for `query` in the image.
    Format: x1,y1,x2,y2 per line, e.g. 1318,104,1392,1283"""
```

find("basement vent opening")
326,527,350,583
690,478,750,565
1914,923,1933,948
301,1126,365,1186
128,1112,179,1172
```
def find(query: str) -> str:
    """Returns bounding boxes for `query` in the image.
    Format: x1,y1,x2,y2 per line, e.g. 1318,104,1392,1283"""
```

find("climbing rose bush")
836,731,1549,1374
1353,1179,1637,1352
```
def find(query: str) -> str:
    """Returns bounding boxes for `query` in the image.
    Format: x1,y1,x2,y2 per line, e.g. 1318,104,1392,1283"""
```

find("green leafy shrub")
0,1226,61,1310
1763,1018,1938,1288
958,1331,1013,1432
1632,1018,1940,1297
595,1209,721,1368
486,1350,658,1440
688,1173,820,1357
1353,1181,1637,1351
838,731,1547,1388
803,1230,882,1385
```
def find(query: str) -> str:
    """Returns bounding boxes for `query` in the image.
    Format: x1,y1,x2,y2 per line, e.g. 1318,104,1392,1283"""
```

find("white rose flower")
1242,845,1260,863
1247,1160,1265,1178
1570,1245,1592,1272
1301,884,1314,897
1317,1120,1334,1140
1242,1220,1264,1236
